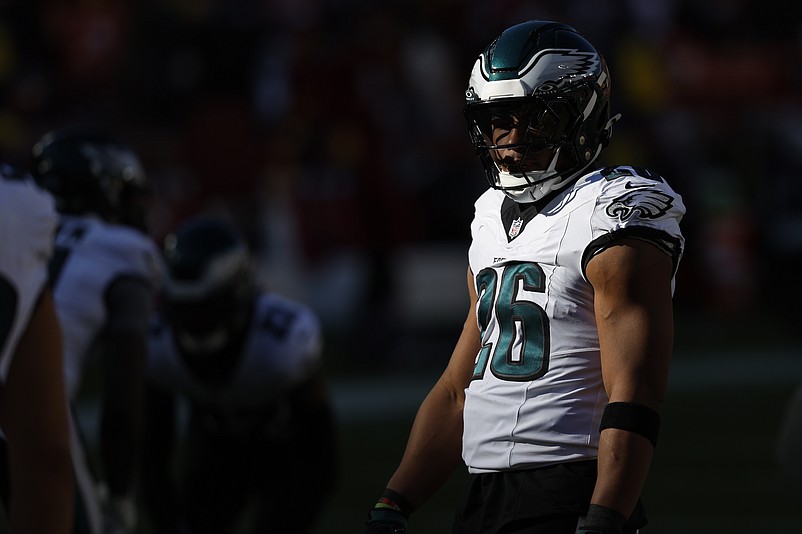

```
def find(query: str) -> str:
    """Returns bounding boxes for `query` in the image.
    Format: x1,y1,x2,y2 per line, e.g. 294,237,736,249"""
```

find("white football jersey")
462,166,685,473
147,291,322,424
51,215,161,399
0,175,57,381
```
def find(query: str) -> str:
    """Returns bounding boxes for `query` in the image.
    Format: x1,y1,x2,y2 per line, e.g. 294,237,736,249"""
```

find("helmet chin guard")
496,147,562,203
464,20,618,202
176,327,230,356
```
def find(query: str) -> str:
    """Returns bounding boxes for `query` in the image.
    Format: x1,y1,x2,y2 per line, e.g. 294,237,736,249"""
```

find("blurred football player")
29,128,160,534
362,20,686,534
0,164,74,532
142,216,338,534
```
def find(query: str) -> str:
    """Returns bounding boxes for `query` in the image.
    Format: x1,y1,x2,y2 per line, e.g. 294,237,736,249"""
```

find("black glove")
363,507,407,533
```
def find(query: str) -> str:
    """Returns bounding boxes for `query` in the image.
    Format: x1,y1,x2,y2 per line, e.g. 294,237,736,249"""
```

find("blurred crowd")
0,0,800,349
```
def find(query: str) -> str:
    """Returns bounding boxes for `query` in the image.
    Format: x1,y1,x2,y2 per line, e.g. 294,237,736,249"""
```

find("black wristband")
374,488,412,517
583,503,627,534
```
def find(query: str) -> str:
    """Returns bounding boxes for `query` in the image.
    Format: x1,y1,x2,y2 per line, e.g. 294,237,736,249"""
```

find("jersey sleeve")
582,166,685,278
0,177,58,377
105,229,163,291
99,229,162,336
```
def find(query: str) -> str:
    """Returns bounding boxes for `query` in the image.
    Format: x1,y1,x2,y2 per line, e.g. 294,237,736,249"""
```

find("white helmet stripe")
582,90,598,119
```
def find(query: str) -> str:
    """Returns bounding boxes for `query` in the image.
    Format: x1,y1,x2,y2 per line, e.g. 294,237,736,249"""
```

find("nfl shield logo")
508,217,523,240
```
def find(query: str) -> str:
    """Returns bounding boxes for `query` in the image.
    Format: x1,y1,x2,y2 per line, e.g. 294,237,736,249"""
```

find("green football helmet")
464,20,620,203
161,216,254,357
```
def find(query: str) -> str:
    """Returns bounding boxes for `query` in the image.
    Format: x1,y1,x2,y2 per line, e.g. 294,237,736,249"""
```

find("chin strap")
498,146,565,203
601,113,622,147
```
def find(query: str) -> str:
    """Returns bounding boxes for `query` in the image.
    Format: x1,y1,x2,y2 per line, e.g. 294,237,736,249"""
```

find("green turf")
312,381,802,534
312,412,466,534
639,384,802,533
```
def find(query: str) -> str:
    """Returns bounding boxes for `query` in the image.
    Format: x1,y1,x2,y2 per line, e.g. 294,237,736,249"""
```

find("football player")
0,164,74,532
29,129,160,534
363,20,685,534
142,216,338,534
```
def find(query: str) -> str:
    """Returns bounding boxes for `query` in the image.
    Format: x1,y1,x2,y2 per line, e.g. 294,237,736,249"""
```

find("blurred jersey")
147,291,322,433
50,214,161,399
0,174,57,379
463,165,685,472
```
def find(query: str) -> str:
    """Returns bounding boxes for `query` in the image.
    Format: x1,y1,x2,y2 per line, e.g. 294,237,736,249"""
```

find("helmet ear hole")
574,122,594,159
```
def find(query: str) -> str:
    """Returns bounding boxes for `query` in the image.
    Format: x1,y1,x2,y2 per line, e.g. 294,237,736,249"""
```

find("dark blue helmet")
31,128,152,231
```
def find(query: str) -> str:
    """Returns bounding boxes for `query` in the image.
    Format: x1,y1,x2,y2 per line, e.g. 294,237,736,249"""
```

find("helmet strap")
601,113,622,147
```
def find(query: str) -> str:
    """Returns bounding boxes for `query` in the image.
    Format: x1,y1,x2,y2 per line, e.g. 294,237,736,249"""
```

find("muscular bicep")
586,238,674,409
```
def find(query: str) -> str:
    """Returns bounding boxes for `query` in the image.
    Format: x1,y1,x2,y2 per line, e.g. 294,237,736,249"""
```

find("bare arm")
100,329,146,495
141,384,183,534
0,289,74,533
585,238,674,518
100,277,152,499
385,267,481,510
